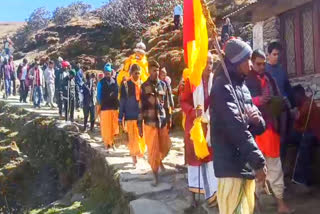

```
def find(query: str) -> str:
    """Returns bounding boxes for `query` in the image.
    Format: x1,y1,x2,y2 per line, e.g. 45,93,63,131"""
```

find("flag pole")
200,0,245,121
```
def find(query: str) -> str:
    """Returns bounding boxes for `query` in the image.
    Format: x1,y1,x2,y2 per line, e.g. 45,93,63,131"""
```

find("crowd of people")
209,40,320,214
1,12,320,213
180,37,319,212
0,54,100,131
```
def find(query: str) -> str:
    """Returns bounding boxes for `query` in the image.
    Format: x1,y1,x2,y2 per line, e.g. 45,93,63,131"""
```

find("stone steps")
0,95,218,214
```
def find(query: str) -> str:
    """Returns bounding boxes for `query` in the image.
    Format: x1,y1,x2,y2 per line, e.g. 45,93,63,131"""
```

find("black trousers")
19,80,28,102
174,15,181,30
83,105,95,129
75,85,81,109
11,76,16,96
64,97,75,121
57,91,63,116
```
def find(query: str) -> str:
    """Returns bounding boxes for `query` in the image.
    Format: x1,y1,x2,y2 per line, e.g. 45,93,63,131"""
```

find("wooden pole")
200,0,217,37
200,0,246,121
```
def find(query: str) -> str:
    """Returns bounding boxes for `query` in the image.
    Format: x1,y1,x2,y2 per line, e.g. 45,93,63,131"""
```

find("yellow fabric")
185,0,208,87
182,112,186,130
100,110,119,147
144,125,171,173
190,117,210,159
217,178,256,214
129,77,142,101
182,68,191,81
117,54,149,85
126,120,145,157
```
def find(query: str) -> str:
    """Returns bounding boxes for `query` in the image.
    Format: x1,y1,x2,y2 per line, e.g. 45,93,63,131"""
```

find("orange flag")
183,0,209,90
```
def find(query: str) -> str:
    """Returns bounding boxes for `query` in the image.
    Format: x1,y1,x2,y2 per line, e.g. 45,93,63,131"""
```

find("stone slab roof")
222,0,260,19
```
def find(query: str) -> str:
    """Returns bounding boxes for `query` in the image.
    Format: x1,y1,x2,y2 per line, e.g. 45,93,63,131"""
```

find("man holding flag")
180,52,218,208
183,1,266,213
210,39,267,214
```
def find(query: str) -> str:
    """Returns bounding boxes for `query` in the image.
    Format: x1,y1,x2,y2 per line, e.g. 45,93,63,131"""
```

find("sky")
0,0,108,22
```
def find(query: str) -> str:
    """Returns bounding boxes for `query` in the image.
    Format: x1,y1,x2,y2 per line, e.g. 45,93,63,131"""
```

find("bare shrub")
53,1,92,25
99,0,183,33
26,7,51,31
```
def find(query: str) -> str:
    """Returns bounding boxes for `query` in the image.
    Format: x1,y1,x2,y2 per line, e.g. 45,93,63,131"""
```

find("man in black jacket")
82,73,96,132
64,69,76,122
57,61,70,119
97,64,119,149
210,39,266,214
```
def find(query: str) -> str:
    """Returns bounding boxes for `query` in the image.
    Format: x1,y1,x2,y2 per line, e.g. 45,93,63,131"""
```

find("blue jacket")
119,80,140,121
266,63,295,108
82,79,95,108
210,62,266,180
75,69,84,86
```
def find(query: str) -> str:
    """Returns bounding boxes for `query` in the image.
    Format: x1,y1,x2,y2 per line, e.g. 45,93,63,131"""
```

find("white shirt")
4,41,9,49
174,5,183,16
21,65,28,80
44,68,55,84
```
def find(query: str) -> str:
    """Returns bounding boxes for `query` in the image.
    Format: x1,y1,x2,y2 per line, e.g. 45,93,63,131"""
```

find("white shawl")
192,72,214,146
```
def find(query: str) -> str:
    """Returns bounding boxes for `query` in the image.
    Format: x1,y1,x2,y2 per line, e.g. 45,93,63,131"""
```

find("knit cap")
104,63,112,72
225,39,252,65
69,69,76,76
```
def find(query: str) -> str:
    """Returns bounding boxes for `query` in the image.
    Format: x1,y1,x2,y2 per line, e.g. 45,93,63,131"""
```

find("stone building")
225,0,320,101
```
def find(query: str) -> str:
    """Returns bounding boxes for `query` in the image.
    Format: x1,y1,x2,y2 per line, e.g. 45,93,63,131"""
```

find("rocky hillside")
142,17,184,87
12,15,136,70
9,1,253,88
0,22,25,53
11,14,185,87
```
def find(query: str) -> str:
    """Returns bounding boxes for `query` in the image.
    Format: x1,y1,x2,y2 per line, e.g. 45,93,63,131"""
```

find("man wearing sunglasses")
246,49,292,214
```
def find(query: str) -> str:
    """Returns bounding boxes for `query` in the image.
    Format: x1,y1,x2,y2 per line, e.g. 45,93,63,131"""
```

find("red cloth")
255,124,280,158
183,0,195,66
35,68,41,86
252,73,280,157
295,98,320,141
252,75,270,107
203,78,210,111
180,79,213,166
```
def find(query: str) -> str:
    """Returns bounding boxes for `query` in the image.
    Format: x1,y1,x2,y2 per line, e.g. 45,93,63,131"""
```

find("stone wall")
253,21,264,50
252,16,280,52
290,73,320,102
263,16,281,51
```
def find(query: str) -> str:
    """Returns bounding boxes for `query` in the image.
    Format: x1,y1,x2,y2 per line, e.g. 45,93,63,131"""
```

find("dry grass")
0,22,25,39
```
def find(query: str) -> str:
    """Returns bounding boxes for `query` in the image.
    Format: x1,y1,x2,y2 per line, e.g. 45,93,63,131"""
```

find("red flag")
183,0,195,66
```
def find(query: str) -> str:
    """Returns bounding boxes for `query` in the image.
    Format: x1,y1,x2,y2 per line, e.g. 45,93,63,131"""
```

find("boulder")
35,31,59,46
23,38,37,52
47,37,60,45
13,51,26,60
121,180,172,197
129,199,174,214
75,54,97,70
